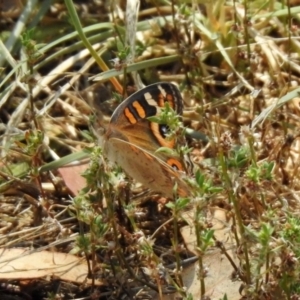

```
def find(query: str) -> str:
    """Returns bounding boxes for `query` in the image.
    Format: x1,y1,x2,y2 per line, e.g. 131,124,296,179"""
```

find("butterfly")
97,82,191,198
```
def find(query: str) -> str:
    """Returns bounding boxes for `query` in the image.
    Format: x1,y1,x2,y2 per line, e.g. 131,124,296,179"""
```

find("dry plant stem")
24,51,45,199
287,0,292,84
259,192,267,210
0,0,38,67
172,203,184,289
218,150,251,284
113,23,125,52
64,0,123,93
255,274,260,299
247,135,264,215
170,0,190,84
28,78,38,130
89,229,96,288
76,221,93,281
195,205,206,297
214,239,240,276
3,224,57,247
105,190,158,292
248,135,257,168
84,249,93,283
150,217,173,240
242,1,256,121
156,276,163,300
122,67,128,98
265,248,270,286
242,0,252,80
252,192,262,217
110,2,132,94
31,155,46,207
0,173,48,223
233,0,239,39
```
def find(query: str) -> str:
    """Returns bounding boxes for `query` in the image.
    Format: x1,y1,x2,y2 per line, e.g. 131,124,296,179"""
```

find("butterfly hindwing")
104,138,189,197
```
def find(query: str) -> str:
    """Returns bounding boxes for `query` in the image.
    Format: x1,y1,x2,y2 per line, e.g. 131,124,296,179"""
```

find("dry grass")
1,0,300,299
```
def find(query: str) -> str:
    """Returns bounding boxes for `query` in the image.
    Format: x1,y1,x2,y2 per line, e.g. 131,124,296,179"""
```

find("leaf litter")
2,0,300,299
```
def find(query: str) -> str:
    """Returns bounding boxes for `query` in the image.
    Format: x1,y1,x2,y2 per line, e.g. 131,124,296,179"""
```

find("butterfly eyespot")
150,122,175,148
159,124,170,138
167,158,184,171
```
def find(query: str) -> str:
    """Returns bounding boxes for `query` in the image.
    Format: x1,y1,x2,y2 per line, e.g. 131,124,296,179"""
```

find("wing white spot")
158,85,167,97
144,92,159,107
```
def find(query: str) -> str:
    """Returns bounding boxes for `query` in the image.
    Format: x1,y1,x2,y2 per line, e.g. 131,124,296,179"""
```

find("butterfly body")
100,82,190,198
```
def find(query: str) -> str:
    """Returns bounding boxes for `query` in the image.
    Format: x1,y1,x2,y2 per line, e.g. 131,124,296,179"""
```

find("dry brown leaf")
177,208,241,300
0,248,103,285
58,163,89,196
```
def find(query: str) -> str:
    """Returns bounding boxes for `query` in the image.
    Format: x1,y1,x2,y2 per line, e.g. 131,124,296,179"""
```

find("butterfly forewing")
102,82,190,198
110,82,183,125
